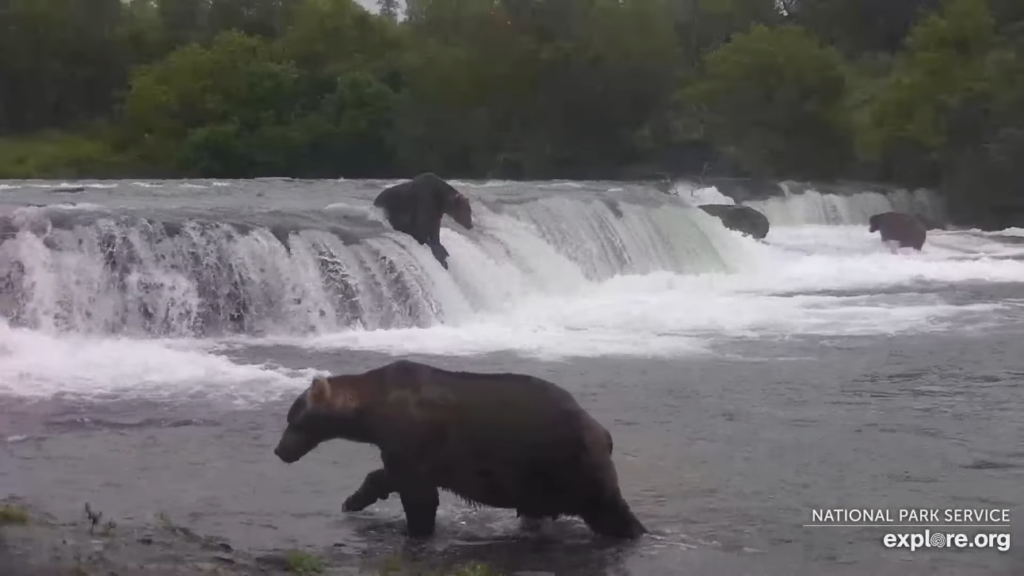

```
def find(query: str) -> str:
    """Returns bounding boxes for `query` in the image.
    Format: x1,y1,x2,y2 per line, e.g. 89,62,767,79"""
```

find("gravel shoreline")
0,497,512,576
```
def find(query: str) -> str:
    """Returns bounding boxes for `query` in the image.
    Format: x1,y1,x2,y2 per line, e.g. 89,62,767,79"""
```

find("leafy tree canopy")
1,0,1022,227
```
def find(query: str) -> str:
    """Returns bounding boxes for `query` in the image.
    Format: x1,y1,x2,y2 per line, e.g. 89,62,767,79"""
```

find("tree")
118,31,302,172
277,0,404,76
785,0,941,55
0,0,130,133
857,0,1024,227
206,0,300,38
0,0,1022,231
857,0,998,186
672,0,784,65
684,23,851,179
378,0,400,21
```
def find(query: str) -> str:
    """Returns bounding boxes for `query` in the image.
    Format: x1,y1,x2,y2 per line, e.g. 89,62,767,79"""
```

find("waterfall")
0,194,740,337
670,179,946,226
0,178,949,339
743,183,946,226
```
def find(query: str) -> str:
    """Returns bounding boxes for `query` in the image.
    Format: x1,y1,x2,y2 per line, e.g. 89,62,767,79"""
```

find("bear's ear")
309,376,332,406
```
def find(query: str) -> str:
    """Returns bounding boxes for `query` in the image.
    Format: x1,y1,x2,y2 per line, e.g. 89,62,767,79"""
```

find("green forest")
1,0,1023,226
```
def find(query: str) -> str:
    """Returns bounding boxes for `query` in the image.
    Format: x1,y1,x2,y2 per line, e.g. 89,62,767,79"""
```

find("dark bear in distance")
373,173,473,269
698,204,771,239
273,360,647,540
869,211,927,250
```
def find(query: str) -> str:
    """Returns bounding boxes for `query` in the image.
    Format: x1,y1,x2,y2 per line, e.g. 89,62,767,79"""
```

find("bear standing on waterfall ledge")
372,173,473,269
869,211,927,251
272,360,648,540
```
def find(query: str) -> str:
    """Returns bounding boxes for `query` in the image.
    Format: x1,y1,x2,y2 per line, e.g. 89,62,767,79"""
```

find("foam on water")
0,318,316,402
1,180,1021,401
743,184,945,226
984,227,1024,238
671,182,735,206
255,226,1021,359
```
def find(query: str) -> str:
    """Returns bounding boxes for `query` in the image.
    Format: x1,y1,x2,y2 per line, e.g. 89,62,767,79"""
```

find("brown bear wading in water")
373,173,473,269
868,211,927,251
273,360,647,540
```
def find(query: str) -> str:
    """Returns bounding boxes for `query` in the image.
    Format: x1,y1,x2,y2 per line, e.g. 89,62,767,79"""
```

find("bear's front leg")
381,452,440,538
342,468,394,512
397,483,440,538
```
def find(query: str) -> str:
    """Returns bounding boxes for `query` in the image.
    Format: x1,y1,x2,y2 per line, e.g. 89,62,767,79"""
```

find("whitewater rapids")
0,178,1022,402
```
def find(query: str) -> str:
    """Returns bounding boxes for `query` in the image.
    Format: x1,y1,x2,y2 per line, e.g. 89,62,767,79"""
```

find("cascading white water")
3,178,1022,400
0,194,746,338
744,184,946,226
670,179,947,226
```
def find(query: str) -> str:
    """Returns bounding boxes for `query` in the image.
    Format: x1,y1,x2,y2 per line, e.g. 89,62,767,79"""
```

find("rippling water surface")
2,178,1023,575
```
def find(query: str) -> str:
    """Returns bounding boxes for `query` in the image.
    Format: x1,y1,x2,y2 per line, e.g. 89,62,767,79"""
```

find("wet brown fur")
274,360,646,540
372,173,473,269
868,211,927,250
310,376,361,410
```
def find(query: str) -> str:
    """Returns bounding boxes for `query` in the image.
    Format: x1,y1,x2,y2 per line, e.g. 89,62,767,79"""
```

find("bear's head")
274,376,366,464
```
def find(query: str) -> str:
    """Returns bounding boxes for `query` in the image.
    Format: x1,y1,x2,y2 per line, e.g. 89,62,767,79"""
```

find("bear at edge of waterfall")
698,204,770,239
372,173,473,269
869,211,927,251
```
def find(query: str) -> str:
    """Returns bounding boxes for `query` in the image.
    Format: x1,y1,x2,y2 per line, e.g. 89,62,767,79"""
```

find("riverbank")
0,499,510,576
